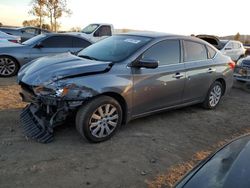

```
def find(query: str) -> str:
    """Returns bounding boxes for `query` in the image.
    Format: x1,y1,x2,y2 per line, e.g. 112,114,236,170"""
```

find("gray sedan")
18,32,235,143
0,33,92,77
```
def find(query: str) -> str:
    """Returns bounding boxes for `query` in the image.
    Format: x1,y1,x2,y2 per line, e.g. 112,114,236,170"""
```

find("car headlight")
33,85,70,97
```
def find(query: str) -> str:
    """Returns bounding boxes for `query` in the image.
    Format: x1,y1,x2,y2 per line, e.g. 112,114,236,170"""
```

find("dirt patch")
0,85,26,110
0,82,250,188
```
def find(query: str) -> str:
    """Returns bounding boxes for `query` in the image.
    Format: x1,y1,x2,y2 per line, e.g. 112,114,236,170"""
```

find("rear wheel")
0,56,19,77
76,96,122,142
202,81,223,109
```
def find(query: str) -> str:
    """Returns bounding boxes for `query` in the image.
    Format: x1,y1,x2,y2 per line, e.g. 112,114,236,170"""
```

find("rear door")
182,40,215,103
72,37,92,53
29,35,74,60
132,39,186,116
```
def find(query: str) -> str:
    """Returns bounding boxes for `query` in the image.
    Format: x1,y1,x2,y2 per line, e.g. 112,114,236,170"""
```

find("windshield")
81,24,100,34
22,34,46,45
78,35,152,62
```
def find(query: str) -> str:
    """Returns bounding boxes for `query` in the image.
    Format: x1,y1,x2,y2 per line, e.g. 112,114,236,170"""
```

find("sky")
0,0,249,36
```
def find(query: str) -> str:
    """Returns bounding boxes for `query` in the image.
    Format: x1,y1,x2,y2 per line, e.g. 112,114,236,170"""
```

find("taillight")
228,61,236,70
8,40,18,43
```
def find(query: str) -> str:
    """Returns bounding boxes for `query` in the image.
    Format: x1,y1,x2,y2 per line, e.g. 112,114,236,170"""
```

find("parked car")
18,32,234,143
0,26,51,42
196,35,246,61
234,56,250,82
0,31,21,43
175,134,250,188
0,33,92,77
70,23,114,43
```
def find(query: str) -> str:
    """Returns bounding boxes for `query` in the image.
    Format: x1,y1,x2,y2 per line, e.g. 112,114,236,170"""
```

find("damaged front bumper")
20,104,54,143
19,84,84,143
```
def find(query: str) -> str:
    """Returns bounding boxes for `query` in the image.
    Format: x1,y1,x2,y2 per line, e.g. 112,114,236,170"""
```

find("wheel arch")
98,92,128,125
215,78,226,95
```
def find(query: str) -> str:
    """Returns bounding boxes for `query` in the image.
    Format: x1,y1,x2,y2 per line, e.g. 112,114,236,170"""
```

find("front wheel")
76,96,122,143
202,81,223,109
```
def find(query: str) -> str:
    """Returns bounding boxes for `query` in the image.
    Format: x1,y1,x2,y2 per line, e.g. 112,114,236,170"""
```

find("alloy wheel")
0,57,16,76
89,104,119,138
209,85,222,107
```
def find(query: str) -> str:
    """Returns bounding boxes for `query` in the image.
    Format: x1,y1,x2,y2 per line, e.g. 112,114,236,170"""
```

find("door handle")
172,73,184,79
207,68,216,73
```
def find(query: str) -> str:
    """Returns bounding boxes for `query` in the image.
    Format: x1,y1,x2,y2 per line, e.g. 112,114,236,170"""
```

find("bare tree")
29,0,47,29
0,22,2,27
234,32,241,41
23,19,40,27
45,0,71,32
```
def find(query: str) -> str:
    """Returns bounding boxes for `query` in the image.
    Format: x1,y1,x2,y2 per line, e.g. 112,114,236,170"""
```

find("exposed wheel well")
100,92,128,125
215,78,226,95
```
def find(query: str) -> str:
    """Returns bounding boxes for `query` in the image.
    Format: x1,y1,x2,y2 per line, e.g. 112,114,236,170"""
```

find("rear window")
184,40,207,62
207,46,217,59
72,37,91,48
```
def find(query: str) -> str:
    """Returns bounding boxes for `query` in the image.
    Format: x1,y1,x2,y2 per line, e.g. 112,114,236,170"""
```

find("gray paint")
18,32,234,124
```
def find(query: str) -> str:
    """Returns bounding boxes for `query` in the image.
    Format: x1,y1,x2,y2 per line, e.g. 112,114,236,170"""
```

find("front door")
132,39,186,116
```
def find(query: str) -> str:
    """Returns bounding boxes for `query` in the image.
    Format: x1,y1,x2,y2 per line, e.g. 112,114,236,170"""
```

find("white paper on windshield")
124,39,141,44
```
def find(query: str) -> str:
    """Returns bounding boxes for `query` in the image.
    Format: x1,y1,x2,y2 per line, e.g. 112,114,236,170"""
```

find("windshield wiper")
78,55,100,61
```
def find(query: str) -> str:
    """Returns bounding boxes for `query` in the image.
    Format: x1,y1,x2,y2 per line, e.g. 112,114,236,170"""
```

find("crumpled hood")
17,53,112,86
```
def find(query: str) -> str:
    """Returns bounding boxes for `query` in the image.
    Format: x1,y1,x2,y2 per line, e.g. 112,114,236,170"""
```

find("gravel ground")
0,78,250,188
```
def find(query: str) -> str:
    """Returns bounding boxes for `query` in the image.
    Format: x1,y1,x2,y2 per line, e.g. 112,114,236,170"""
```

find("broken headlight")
33,85,70,97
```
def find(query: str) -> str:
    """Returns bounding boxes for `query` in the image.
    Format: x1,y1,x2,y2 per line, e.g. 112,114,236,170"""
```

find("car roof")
117,32,212,46
42,33,93,43
117,31,181,39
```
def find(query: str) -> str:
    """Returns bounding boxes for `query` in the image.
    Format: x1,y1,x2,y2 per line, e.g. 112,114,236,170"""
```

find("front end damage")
19,82,93,143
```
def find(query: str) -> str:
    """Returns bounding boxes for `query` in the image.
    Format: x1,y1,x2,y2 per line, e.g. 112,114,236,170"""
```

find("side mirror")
34,42,43,48
132,59,159,69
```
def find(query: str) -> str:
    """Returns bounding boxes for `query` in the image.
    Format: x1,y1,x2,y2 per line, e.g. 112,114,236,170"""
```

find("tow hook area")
20,104,54,143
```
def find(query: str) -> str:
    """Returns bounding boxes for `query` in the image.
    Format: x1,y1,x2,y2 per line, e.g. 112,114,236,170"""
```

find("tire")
202,81,223,109
76,96,122,143
0,56,19,77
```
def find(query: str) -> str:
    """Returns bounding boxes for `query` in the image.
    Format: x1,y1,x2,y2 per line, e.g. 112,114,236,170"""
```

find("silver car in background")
0,26,51,42
0,31,21,43
0,33,92,77
18,32,235,143
197,35,246,61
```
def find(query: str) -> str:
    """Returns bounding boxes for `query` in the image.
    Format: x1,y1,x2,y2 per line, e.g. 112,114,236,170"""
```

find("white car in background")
69,23,114,43
197,35,246,61
0,31,21,43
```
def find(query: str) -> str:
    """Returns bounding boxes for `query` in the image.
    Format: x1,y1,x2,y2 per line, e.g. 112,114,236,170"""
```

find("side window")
207,46,217,59
94,26,112,37
233,42,241,49
142,40,180,66
225,42,233,49
23,28,36,35
41,36,73,48
183,40,207,62
72,37,92,48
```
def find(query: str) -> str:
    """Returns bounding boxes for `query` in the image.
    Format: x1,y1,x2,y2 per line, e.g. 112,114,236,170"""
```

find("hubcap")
89,104,119,138
209,85,222,107
0,58,16,76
